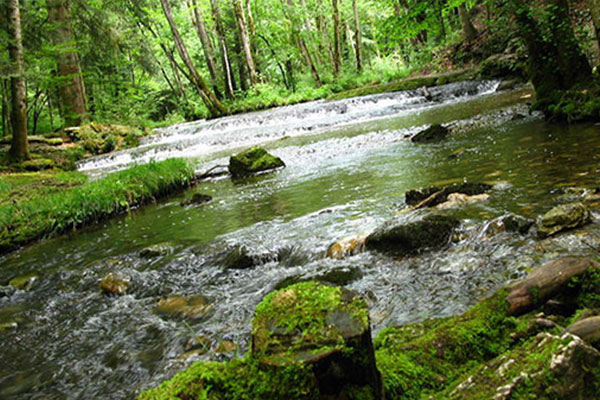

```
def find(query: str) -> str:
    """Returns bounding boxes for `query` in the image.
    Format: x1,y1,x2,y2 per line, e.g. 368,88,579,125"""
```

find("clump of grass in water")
0,158,195,253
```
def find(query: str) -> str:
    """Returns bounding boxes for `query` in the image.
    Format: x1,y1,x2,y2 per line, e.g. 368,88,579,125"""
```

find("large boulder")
252,282,383,399
228,147,285,178
365,214,460,256
405,182,493,208
411,124,450,143
537,202,591,238
566,316,600,349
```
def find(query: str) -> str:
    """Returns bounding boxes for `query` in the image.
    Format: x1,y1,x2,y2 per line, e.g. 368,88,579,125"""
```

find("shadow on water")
2,83,600,398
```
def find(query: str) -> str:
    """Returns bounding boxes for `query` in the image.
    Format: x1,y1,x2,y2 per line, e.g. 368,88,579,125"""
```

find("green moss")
228,147,285,178
138,357,319,400
252,282,369,360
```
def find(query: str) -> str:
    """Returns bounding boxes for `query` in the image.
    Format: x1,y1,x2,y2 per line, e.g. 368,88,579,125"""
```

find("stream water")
2,81,600,399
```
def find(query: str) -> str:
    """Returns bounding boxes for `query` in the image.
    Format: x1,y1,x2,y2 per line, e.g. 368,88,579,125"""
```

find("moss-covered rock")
228,147,285,178
365,214,459,256
139,242,174,258
252,282,382,399
21,158,55,172
537,202,591,238
8,274,38,291
180,193,212,207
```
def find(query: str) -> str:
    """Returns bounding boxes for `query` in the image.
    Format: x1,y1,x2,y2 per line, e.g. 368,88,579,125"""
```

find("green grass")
0,158,195,254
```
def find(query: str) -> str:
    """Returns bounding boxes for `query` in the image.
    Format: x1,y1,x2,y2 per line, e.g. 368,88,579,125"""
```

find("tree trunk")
245,0,261,74
589,0,600,54
210,0,236,99
458,3,477,42
352,0,362,72
282,0,322,86
47,0,87,128
6,0,29,161
316,0,336,69
369,15,381,58
233,0,258,85
332,0,342,76
1,79,9,137
160,0,225,117
189,0,222,99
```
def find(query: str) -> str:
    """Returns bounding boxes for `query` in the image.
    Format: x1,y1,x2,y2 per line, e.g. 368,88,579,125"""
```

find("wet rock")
503,214,535,234
537,202,591,238
411,124,450,143
327,234,367,259
0,286,16,298
99,272,131,295
435,192,490,209
220,246,255,269
506,257,600,316
8,274,38,291
139,242,173,258
215,340,238,354
155,294,213,321
180,193,212,207
365,214,460,256
274,267,364,290
566,317,600,349
252,282,382,399
405,182,492,207
228,147,285,178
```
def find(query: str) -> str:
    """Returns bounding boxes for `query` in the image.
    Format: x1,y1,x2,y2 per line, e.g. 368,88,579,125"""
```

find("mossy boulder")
537,202,591,238
252,282,383,399
99,272,131,295
365,214,459,256
154,294,213,321
228,147,285,178
411,124,450,143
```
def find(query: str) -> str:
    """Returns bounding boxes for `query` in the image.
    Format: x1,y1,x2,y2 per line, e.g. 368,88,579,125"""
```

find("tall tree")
233,0,258,85
458,3,477,42
159,0,225,116
47,0,88,127
188,0,222,99
332,0,342,76
352,0,363,72
210,0,236,99
6,0,29,161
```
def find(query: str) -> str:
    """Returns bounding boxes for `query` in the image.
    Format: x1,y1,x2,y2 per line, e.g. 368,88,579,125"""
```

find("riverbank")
139,257,600,399
0,158,195,255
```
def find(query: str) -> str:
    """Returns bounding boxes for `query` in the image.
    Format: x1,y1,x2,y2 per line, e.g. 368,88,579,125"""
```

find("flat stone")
155,294,213,321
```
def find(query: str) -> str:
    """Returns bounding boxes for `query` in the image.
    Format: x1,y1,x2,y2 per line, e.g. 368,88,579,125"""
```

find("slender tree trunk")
210,0,236,99
189,0,222,99
160,0,225,117
316,0,335,68
245,0,261,75
352,0,362,72
590,0,600,50
47,0,87,128
47,90,54,131
458,3,477,42
6,0,28,161
283,0,322,86
233,0,258,85
369,15,381,58
259,34,289,88
332,0,342,76
1,79,9,137
299,0,322,66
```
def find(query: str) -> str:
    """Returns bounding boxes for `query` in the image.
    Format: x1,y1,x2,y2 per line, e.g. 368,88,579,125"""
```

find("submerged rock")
365,214,460,256
411,124,450,143
537,202,591,238
327,234,367,259
252,282,383,399
220,246,255,269
215,340,238,354
503,214,535,234
8,274,38,291
274,266,364,290
0,322,18,332
435,192,490,209
405,182,493,207
180,193,212,207
155,294,213,321
228,147,285,178
139,242,173,258
99,272,131,295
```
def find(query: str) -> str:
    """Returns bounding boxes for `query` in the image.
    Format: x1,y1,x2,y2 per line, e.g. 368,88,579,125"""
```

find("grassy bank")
0,159,195,254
